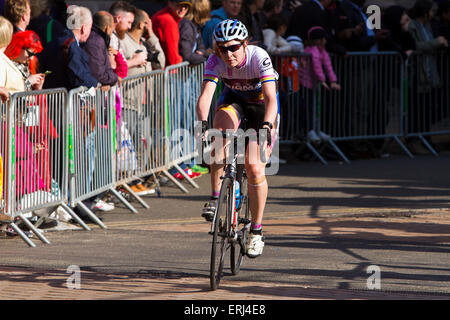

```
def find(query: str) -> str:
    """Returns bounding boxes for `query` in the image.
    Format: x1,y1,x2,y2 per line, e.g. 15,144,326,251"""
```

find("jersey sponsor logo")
224,78,260,91
262,57,271,67
260,57,273,72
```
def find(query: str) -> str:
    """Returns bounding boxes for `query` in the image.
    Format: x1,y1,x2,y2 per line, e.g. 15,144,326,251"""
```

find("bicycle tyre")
210,177,233,290
230,173,249,276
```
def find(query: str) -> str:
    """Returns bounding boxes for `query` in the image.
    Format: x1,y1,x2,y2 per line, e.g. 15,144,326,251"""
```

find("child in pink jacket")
300,26,341,90
299,26,340,142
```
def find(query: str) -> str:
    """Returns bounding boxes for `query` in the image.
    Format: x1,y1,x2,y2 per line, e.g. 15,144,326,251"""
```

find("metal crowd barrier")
68,86,136,229
273,51,450,163
0,99,17,236
320,52,414,161
1,62,208,247
162,62,204,192
116,70,165,206
1,89,92,247
404,51,450,156
272,53,330,163
0,96,38,246
0,100,9,217
3,52,449,248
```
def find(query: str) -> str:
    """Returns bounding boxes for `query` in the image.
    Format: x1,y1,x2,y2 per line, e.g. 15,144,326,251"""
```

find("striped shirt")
204,45,278,104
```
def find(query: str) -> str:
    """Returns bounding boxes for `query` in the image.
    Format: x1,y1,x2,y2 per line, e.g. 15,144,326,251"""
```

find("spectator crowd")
0,0,449,227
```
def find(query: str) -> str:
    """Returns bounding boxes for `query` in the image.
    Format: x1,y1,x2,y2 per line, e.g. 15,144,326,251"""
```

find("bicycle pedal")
238,218,251,225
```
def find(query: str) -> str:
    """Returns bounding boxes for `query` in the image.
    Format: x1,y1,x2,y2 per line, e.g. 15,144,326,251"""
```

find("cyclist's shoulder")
247,45,273,66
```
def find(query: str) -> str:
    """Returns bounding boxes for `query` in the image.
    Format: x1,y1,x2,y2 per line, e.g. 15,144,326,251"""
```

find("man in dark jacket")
81,11,118,88
40,6,98,90
333,0,389,52
431,0,450,45
28,0,67,48
286,0,346,55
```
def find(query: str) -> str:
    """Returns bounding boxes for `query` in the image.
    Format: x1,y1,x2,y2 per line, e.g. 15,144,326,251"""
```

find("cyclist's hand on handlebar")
260,123,272,148
200,120,209,141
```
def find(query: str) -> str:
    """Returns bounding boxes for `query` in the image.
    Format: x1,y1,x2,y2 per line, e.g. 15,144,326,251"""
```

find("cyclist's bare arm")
261,80,278,127
196,80,217,122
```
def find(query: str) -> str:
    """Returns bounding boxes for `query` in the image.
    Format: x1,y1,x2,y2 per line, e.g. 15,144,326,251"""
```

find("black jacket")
378,5,416,59
431,16,450,46
286,0,346,55
81,25,118,86
28,14,66,47
40,29,98,90
179,18,208,65
333,0,377,52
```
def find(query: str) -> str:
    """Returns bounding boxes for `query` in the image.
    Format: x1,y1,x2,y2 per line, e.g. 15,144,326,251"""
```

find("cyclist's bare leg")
245,139,271,226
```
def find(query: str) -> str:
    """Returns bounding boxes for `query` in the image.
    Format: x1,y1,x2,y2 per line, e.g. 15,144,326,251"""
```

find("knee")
213,107,239,130
245,164,265,184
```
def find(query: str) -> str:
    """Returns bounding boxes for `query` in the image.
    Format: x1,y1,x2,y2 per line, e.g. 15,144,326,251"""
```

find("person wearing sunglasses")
4,30,45,91
196,19,279,258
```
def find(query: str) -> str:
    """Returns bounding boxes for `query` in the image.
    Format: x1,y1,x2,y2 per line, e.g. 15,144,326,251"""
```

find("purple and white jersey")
203,45,278,104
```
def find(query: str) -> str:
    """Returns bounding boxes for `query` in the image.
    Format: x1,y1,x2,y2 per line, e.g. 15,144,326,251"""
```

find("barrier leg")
393,136,415,159
162,169,189,193
109,187,138,214
419,135,439,157
326,140,351,164
305,142,328,165
60,203,91,231
19,214,50,245
173,163,199,189
120,183,150,209
8,222,36,248
76,202,107,229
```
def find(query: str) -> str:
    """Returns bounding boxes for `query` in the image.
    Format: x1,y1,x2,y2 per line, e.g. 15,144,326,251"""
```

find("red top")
151,6,183,66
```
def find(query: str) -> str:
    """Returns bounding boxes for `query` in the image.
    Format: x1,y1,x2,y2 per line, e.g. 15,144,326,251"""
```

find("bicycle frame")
209,131,247,239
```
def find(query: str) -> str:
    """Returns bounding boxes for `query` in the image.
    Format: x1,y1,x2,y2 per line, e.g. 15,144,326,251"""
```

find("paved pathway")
1,155,450,300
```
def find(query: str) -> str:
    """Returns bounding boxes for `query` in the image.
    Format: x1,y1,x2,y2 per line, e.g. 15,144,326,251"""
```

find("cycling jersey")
203,45,278,104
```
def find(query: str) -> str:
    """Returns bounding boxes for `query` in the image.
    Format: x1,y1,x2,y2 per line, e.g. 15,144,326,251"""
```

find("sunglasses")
25,49,36,57
217,43,243,54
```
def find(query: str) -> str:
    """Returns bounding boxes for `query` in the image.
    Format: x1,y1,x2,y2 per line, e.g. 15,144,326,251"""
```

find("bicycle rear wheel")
210,177,233,290
231,174,249,275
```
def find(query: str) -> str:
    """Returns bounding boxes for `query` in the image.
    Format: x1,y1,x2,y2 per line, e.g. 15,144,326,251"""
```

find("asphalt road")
1,151,450,299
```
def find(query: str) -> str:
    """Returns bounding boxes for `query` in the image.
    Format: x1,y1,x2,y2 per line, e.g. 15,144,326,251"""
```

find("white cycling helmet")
213,19,248,43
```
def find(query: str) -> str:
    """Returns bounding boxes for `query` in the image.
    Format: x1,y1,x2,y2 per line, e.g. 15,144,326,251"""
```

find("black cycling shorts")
215,89,265,131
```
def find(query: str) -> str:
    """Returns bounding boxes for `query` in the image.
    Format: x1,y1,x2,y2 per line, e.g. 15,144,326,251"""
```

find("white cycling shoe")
246,233,265,258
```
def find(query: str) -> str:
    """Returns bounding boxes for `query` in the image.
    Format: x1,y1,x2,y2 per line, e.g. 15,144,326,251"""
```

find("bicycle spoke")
210,177,232,290
231,174,249,275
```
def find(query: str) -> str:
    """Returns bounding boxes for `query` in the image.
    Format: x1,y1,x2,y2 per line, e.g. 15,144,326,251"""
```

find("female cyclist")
196,19,279,258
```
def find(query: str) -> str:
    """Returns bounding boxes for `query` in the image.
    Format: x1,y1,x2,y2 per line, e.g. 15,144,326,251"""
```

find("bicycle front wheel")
210,177,233,291
231,174,249,275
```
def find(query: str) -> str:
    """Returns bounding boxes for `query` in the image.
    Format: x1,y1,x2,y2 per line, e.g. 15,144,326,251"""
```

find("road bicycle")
206,128,255,291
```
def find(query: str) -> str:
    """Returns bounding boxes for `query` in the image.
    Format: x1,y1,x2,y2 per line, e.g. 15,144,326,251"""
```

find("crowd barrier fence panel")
0,99,10,219
68,86,135,229
272,53,330,164
163,62,204,192
0,99,33,244
116,70,166,206
321,51,413,160
1,96,36,246
273,52,418,163
6,89,76,245
404,51,450,156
